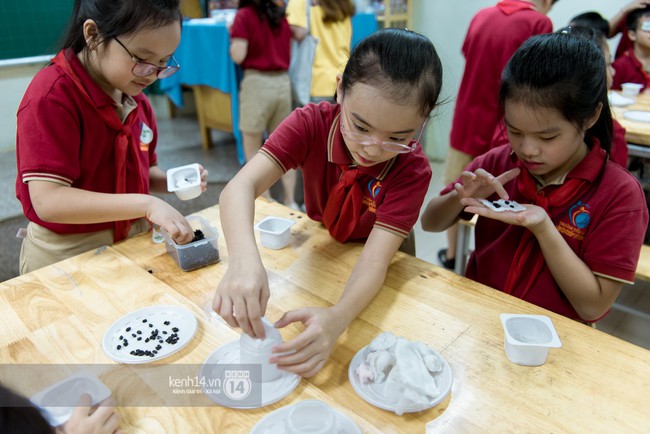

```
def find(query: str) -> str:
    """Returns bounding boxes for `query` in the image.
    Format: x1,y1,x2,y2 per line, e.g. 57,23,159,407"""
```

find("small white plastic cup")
255,216,296,249
500,314,562,366
285,400,337,434
167,163,202,201
621,82,643,97
239,318,283,382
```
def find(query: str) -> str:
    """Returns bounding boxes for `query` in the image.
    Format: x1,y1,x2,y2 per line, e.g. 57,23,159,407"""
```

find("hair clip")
561,27,572,34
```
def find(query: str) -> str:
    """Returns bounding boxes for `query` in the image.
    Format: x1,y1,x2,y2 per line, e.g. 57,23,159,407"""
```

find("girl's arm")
421,189,466,232
271,228,404,377
290,25,307,41
229,37,248,65
27,180,194,244
212,153,284,339
461,199,622,321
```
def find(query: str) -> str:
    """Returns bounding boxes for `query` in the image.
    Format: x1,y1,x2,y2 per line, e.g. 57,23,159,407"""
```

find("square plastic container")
167,163,202,200
500,314,562,366
163,215,220,271
30,371,111,427
255,216,296,249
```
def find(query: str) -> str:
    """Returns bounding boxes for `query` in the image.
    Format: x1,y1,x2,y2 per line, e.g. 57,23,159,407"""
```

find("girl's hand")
212,262,270,339
199,165,209,192
59,394,121,434
270,307,346,378
460,197,550,232
454,168,520,201
146,198,194,245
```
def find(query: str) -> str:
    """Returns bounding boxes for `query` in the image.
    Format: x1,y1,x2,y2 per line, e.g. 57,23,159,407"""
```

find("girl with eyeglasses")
213,28,443,377
15,0,208,274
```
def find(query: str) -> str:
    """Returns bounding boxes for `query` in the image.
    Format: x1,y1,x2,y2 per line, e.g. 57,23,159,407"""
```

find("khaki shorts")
19,219,150,275
443,148,473,185
239,70,292,133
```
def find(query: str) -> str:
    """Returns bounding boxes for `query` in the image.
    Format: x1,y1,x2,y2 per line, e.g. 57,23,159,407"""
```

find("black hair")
626,5,650,31
558,25,607,50
340,28,443,118
569,11,609,36
499,32,612,153
62,0,182,53
238,0,285,29
0,384,54,434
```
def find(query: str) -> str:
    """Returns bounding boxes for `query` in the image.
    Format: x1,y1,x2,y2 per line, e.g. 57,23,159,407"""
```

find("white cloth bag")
289,0,318,106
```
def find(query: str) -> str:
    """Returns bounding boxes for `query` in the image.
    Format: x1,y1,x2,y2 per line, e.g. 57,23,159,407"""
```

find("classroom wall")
411,0,630,161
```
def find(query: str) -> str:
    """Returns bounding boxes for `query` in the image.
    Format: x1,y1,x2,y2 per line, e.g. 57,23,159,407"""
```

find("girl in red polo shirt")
422,32,648,324
15,0,207,274
213,29,443,377
230,0,297,208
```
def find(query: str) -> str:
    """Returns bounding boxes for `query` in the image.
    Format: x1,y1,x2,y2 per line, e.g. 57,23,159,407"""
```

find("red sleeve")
230,8,253,40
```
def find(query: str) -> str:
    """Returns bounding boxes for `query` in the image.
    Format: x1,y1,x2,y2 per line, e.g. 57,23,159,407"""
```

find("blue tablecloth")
160,13,377,164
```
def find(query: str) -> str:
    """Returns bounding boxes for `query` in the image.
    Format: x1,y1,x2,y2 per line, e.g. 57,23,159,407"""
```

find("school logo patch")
556,201,590,241
367,180,382,198
140,122,154,151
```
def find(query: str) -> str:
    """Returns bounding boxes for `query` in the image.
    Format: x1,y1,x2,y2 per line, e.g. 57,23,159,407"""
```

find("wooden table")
611,91,650,156
1,199,649,433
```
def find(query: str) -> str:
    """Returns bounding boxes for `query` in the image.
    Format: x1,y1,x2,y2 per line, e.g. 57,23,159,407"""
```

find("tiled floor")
1,101,648,350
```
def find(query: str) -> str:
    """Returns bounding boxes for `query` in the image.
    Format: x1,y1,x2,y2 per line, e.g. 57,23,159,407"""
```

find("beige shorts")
19,219,150,275
443,148,474,185
239,70,292,133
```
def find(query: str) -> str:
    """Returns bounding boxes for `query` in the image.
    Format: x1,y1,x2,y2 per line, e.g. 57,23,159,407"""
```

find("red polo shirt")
230,6,291,71
16,51,157,235
449,0,552,158
261,102,432,241
441,143,647,322
611,119,629,167
612,49,650,90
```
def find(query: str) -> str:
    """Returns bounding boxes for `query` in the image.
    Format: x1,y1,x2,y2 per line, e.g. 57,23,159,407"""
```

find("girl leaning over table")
213,29,443,377
421,31,648,324
15,0,208,275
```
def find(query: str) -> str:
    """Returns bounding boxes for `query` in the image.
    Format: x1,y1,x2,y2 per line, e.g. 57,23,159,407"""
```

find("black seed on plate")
163,331,168,334
119,335,123,340
117,345,122,350
123,342,128,347
164,321,170,325
156,345,162,350
126,327,131,332
492,202,502,208
152,350,158,354
143,319,147,323
149,323,153,328
132,333,136,338
137,337,142,341
137,330,142,335
172,327,179,332
145,338,149,343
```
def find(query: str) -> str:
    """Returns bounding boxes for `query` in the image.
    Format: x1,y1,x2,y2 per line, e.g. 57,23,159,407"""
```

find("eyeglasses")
114,38,180,79
339,106,426,154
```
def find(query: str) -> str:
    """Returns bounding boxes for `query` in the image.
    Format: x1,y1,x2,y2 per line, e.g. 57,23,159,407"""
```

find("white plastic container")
239,317,283,382
621,82,643,97
285,400,337,434
500,314,562,366
162,215,220,271
255,216,296,249
167,163,202,200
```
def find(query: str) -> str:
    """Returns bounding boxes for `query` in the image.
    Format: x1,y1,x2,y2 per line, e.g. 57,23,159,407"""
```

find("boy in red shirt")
439,0,557,270
612,5,650,90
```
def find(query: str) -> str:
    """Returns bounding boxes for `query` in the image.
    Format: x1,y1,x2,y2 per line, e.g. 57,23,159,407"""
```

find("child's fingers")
69,393,92,418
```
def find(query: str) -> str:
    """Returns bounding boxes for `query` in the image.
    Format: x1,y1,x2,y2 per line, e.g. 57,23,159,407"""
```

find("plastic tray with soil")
162,215,220,271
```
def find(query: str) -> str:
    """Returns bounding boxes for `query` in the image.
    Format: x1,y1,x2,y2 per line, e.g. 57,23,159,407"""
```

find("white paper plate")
623,110,650,122
608,91,635,107
348,345,453,413
200,341,300,409
249,401,362,434
30,371,111,427
102,305,197,364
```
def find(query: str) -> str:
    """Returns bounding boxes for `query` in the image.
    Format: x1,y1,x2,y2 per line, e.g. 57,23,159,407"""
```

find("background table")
611,91,650,157
1,199,648,433
160,14,377,164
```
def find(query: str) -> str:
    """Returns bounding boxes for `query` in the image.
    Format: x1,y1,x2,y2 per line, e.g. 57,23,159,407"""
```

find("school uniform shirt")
230,6,292,71
16,50,157,236
449,0,552,158
612,49,650,90
441,143,648,322
261,102,432,241
286,0,352,98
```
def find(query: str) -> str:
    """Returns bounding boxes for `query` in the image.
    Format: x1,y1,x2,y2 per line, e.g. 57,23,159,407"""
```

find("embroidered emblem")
367,180,382,198
557,201,590,241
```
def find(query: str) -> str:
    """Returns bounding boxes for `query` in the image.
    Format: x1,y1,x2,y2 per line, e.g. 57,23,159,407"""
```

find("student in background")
230,0,297,208
568,12,609,36
438,0,557,271
609,0,650,59
566,25,628,167
0,384,121,434
612,5,650,90
286,0,355,104
422,32,648,323
213,29,442,376
15,0,207,274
